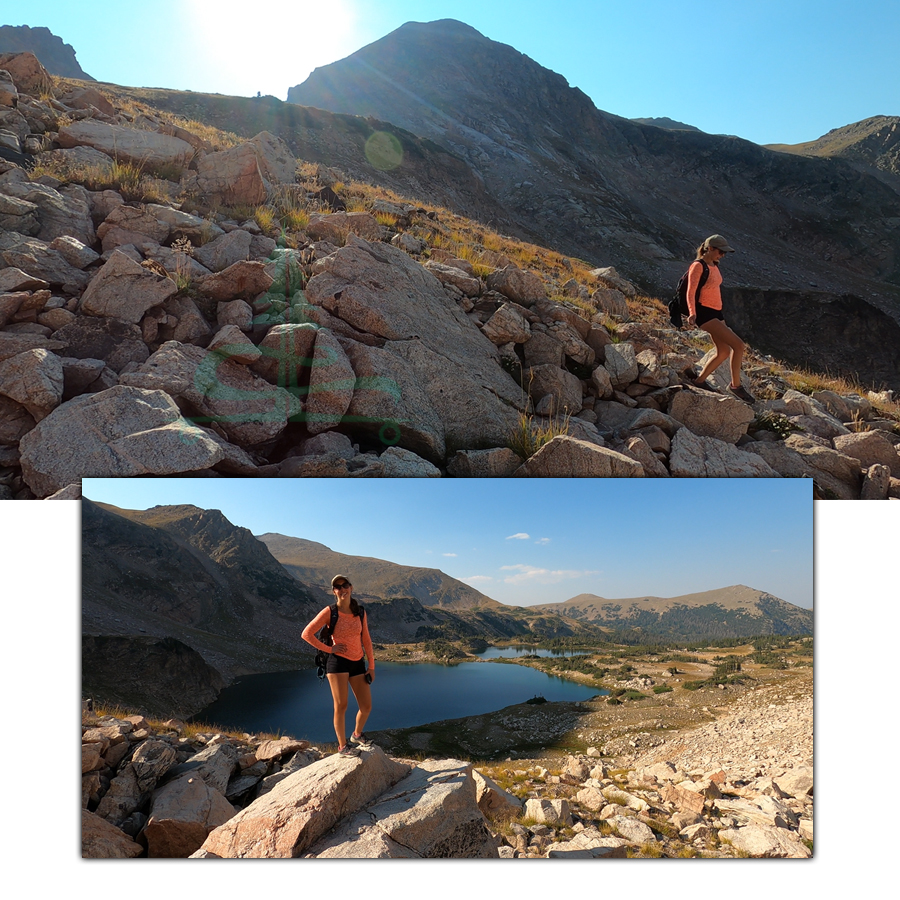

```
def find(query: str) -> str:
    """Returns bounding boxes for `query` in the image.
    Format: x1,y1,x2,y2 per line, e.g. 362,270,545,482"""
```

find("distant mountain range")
534,585,813,640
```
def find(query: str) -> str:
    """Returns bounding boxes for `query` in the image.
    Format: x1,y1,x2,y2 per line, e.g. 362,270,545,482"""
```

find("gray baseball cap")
705,234,735,252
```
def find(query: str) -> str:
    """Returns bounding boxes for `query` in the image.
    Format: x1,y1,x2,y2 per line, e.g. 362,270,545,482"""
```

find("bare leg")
697,319,745,387
326,673,350,747
348,674,372,737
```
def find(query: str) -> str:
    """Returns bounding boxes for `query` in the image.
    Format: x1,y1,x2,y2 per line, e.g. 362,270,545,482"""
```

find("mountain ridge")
288,18,900,312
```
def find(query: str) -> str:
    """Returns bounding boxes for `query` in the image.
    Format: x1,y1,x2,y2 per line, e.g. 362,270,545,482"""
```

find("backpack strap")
695,260,710,306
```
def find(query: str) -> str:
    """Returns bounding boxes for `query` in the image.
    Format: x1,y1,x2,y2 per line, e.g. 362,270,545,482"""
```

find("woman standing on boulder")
302,575,375,757
686,235,755,403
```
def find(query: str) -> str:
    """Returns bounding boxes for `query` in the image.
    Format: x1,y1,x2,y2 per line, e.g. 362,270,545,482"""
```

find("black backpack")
314,604,366,681
668,260,709,328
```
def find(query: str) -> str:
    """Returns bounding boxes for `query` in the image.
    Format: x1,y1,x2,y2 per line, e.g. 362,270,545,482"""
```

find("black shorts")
696,305,724,327
325,653,368,677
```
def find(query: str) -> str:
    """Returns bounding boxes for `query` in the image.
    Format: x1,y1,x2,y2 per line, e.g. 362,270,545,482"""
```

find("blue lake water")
193,659,601,744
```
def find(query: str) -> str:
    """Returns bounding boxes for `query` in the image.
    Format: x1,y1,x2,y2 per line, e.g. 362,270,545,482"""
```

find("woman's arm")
301,607,334,653
361,613,375,671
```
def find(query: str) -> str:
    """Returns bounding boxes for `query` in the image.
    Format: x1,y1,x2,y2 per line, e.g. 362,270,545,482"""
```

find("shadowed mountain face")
257,532,502,611
0,24,93,79
533,585,813,639
289,19,900,317
81,500,327,684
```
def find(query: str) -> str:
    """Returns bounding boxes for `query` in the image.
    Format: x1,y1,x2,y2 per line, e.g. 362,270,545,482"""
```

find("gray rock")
311,759,498,859
833,430,900,477
18,385,224,497
79,250,178,323
668,388,755,443
121,341,303,447
669,428,779,478
0,347,63,420
305,329,356,435
603,342,639,389
144,773,236,858
447,447,523,477
515,435,644,477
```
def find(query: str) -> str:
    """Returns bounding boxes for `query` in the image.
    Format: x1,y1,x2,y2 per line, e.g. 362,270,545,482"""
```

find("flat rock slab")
309,758,498,859
195,745,410,858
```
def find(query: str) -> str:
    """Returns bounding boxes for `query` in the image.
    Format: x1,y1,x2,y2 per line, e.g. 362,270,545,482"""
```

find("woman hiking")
686,234,755,403
302,575,375,757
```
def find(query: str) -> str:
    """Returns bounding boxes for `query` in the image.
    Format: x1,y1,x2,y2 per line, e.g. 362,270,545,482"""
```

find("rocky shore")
82,664,812,859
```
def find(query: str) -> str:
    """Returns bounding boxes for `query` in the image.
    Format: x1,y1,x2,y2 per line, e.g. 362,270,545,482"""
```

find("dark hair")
349,596,361,617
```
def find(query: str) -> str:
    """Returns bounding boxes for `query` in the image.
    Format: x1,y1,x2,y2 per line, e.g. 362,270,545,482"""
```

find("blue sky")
13,1,898,145
81,477,814,608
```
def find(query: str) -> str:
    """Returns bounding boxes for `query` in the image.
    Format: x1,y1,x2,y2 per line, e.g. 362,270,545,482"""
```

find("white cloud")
443,553,457,557
460,575,493,584
506,533,530,540
500,564,599,586
535,537,551,545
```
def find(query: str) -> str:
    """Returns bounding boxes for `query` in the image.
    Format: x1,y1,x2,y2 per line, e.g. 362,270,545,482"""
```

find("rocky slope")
767,115,900,192
82,665,812,859
259,532,501,610
288,19,900,314
1,52,899,499
535,585,814,639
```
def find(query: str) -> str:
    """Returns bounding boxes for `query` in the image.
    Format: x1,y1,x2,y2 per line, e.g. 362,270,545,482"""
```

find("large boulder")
341,339,445,462
0,52,53,96
190,143,266,207
144,773,236,858
309,759,498,859
306,236,524,452
57,120,195,169
668,388,755,443
18,385,225,497
195,745,411,858
833,430,900,477
485,265,547,305
0,180,95,246
669,428,779,478
304,328,356,435
79,250,178,323
82,810,143,859
51,315,149,373
515,435,644,477
120,341,303,447
0,348,63,420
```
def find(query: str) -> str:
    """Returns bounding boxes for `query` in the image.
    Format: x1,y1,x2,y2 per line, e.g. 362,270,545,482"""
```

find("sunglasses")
333,583,351,590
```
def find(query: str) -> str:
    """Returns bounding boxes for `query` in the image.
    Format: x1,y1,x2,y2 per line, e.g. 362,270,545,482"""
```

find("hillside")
1,49,899,499
81,499,326,693
767,115,900,192
288,19,900,314
258,532,502,610
533,585,813,639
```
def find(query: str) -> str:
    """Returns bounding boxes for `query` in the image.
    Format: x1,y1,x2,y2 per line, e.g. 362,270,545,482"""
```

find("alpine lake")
193,647,607,750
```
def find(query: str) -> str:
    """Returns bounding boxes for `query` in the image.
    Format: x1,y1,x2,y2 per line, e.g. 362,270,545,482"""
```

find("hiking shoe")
729,385,756,404
692,378,716,391
349,733,372,748
338,744,361,757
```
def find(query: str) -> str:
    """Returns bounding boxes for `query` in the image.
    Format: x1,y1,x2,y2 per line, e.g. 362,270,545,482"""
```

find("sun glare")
181,0,363,99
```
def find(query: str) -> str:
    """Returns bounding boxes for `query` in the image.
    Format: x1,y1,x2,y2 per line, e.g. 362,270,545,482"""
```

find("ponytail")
349,596,361,617
695,240,708,260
